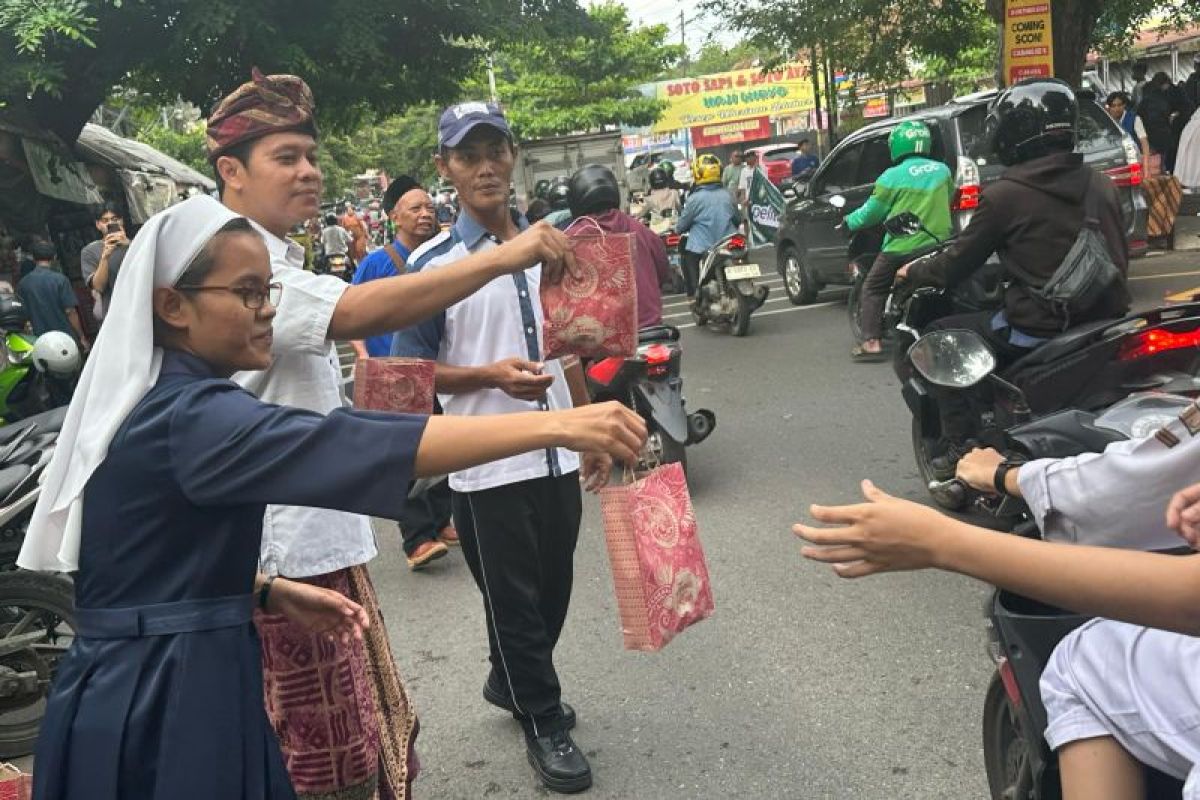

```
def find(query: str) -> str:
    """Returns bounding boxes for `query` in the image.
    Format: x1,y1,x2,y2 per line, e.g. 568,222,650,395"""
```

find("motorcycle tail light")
1118,327,1200,361
728,234,747,251
641,344,672,377
665,234,681,247
586,356,624,385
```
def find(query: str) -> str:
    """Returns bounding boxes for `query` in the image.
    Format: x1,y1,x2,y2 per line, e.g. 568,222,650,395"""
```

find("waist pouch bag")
1021,172,1124,329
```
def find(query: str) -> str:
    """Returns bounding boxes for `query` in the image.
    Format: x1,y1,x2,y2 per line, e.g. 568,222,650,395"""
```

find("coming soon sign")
1003,0,1055,85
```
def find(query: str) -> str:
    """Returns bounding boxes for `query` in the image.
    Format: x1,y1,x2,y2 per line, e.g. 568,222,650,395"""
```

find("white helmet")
31,331,80,376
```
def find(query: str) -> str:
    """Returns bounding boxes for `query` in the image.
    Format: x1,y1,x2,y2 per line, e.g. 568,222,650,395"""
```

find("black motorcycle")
946,397,1193,799
585,325,715,471
887,213,1200,509
0,406,76,757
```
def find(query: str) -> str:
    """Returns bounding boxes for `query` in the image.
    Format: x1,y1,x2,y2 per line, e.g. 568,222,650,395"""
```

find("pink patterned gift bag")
540,222,638,360
600,462,714,651
353,357,436,414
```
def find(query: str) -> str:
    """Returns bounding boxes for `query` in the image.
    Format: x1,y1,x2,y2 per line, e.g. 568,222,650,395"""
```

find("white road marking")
1129,268,1200,282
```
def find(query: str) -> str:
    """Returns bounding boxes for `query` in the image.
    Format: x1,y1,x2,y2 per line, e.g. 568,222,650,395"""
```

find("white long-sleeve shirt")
1019,406,1200,551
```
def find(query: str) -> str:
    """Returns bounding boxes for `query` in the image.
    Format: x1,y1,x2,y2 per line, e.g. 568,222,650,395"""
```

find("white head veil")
18,195,245,572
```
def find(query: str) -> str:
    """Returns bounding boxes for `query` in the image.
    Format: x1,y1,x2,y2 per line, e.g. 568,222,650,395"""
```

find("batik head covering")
19,196,244,571
206,68,319,160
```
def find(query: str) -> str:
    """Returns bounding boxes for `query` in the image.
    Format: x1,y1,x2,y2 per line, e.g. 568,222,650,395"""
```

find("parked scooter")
0,296,79,423
0,404,76,757
585,324,715,471
689,232,770,336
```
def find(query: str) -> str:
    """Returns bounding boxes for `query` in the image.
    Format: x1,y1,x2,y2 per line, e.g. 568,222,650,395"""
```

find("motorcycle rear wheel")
732,293,754,337
982,671,1037,800
0,570,75,758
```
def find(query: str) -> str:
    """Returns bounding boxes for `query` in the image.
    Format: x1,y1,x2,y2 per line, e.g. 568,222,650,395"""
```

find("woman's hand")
267,578,371,645
558,402,647,466
1166,483,1200,549
794,480,955,578
955,447,1005,494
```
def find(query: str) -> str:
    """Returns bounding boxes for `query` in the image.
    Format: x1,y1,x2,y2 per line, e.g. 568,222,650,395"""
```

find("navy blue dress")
33,351,426,800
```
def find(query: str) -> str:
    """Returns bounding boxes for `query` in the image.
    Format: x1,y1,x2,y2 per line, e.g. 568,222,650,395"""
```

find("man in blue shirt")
790,138,820,176
350,175,437,357
17,241,89,349
676,153,740,298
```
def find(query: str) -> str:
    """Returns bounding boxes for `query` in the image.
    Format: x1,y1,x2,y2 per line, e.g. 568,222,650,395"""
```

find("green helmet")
889,120,933,163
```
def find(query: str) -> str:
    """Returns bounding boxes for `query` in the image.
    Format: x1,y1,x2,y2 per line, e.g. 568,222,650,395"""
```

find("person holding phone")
80,203,130,322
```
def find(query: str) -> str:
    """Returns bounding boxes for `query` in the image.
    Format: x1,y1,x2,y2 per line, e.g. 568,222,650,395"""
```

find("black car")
775,90,1150,305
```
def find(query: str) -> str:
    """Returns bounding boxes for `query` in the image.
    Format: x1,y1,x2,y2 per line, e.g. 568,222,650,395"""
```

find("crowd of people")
1107,58,1200,186
11,61,1200,800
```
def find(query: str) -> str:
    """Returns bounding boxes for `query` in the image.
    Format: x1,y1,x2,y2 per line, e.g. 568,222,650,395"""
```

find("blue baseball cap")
438,101,512,149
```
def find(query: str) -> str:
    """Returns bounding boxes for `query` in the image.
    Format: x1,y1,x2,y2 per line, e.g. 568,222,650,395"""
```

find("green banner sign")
747,167,786,248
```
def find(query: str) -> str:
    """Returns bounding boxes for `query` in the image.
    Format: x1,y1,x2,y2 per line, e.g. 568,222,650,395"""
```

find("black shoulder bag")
1033,171,1124,330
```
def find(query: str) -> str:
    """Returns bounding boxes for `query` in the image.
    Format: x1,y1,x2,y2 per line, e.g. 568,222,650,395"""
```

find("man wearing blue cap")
392,102,608,794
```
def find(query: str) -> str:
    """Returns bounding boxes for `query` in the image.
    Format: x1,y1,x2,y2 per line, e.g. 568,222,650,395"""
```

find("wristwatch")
993,461,1021,497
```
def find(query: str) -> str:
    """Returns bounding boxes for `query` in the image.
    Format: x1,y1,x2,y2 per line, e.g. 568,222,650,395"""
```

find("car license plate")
724,263,762,280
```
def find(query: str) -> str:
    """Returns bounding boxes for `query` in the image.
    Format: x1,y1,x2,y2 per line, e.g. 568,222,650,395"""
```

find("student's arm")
328,224,575,340
797,480,1200,636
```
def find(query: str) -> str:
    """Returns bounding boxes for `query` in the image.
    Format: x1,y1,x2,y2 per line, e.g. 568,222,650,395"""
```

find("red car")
744,143,802,185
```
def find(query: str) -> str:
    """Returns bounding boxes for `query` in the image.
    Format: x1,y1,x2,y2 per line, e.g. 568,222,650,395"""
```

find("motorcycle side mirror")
885,212,923,238
907,330,997,388
828,194,847,209
783,188,797,200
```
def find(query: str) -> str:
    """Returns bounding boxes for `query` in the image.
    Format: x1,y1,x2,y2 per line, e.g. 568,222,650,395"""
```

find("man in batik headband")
207,69,577,800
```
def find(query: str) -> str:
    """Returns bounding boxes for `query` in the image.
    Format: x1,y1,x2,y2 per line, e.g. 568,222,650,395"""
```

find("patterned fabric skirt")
256,566,419,800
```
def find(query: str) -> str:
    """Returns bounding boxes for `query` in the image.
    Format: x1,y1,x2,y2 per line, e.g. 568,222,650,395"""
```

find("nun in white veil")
20,196,646,800
1176,106,1200,189
22,195,428,800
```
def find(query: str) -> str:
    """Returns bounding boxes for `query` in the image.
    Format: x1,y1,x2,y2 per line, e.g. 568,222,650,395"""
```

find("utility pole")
679,8,686,65
487,54,499,104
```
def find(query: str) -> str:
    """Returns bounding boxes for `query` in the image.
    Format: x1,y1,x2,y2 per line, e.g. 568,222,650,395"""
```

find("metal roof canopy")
75,124,214,191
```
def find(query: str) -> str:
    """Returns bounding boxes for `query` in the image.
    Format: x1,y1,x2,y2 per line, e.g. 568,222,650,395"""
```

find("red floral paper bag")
600,462,714,651
0,764,31,800
541,229,638,360
353,357,436,414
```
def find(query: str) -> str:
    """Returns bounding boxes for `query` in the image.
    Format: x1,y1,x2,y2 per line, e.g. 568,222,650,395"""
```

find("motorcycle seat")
0,406,67,442
0,464,31,504
638,325,680,344
1004,318,1119,376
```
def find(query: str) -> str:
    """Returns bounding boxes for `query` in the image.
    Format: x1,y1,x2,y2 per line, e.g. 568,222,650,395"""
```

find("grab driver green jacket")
845,156,954,254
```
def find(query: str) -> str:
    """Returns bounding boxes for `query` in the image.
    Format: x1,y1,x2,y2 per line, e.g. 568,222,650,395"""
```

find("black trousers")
682,250,703,298
452,472,582,737
399,478,453,555
927,311,1036,441
859,252,905,342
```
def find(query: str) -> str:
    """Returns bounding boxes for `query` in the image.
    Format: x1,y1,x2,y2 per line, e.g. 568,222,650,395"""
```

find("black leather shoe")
526,729,592,794
483,680,576,730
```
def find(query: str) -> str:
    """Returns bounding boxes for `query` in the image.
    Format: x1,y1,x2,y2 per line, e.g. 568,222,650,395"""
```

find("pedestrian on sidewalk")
18,241,90,349
351,174,458,569
79,202,129,324
392,101,612,794
206,70,582,800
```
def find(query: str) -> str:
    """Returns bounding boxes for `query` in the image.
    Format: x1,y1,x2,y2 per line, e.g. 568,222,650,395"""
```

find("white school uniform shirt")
1018,401,1200,552
233,221,377,578
390,211,579,493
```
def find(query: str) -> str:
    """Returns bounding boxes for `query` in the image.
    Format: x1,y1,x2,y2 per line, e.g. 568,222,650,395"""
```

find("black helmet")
0,294,27,330
547,176,571,211
567,164,621,217
648,167,669,190
988,78,1078,166
534,178,551,200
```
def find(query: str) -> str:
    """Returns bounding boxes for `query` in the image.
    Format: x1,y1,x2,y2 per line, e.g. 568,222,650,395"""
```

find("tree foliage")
658,41,770,79
479,2,683,139
0,0,587,145
320,106,441,200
